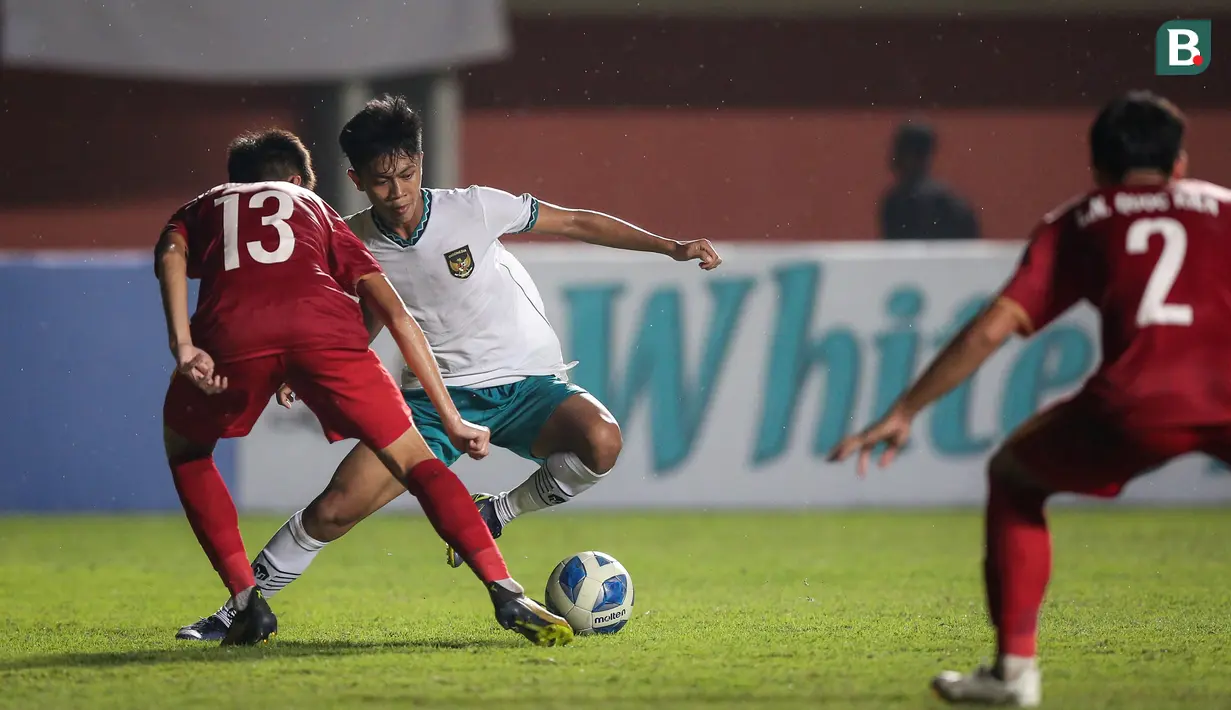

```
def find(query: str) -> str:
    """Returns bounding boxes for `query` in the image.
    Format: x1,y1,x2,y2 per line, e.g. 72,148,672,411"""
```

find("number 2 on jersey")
1126,216,1193,327
216,190,296,271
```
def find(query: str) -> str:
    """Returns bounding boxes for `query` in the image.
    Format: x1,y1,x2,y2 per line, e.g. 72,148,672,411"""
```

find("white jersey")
347,186,572,389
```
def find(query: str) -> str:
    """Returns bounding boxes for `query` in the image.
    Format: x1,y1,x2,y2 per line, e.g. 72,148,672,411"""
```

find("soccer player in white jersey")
177,94,721,641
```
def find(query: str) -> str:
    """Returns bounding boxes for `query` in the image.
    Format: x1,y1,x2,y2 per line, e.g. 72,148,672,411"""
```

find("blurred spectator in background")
879,122,981,241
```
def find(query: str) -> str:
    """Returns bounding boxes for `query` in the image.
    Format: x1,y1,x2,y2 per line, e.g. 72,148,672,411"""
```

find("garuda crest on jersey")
444,245,474,279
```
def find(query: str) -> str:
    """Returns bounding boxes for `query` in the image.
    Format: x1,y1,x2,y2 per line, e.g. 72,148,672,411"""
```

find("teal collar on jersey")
372,188,432,248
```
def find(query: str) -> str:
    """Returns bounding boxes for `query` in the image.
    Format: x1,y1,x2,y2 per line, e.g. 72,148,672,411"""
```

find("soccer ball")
545,551,634,635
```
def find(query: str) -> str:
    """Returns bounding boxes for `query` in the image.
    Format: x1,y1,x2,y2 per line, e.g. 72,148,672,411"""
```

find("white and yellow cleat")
494,592,575,647
931,659,1041,707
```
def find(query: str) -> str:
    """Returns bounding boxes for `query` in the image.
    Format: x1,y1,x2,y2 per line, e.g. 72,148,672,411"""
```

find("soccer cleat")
446,493,504,568
931,663,1042,707
175,606,233,641
492,590,574,647
220,589,278,647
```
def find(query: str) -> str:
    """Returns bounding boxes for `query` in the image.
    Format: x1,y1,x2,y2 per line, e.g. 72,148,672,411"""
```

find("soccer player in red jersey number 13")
156,129,573,648
830,91,1231,706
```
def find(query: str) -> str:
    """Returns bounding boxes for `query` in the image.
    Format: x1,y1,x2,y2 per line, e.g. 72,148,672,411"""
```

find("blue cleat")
446,493,504,568
176,606,233,642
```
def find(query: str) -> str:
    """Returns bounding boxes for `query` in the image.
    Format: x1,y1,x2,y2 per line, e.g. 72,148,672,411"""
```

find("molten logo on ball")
545,550,635,635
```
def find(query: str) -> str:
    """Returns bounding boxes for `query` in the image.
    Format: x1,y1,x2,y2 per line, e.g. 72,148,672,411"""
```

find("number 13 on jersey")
216,189,297,271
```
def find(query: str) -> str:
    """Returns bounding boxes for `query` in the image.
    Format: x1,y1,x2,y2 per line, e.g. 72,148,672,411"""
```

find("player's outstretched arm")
531,202,722,270
155,227,226,394
356,273,490,459
827,298,1024,476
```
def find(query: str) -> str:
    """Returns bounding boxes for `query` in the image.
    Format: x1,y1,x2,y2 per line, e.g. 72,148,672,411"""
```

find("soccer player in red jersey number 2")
830,91,1231,706
157,129,572,647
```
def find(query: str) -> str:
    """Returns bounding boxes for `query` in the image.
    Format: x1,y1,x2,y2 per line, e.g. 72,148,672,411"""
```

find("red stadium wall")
6,106,1231,248
461,14,1231,243
2,14,1228,249
463,109,1231,243
0,72,309,250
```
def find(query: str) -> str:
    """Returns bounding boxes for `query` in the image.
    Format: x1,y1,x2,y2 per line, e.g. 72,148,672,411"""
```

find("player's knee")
163,425,213,464
988,445,1047,495
580,420,623,474
373,428,436,484
302,491,362,542
988,446,1016,483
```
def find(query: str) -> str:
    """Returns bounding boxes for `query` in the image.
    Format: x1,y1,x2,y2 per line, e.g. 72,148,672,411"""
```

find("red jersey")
999,179,1231,427
165,182,382,362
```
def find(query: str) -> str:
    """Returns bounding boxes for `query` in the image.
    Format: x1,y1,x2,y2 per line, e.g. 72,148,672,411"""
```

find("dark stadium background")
3,2,1229,251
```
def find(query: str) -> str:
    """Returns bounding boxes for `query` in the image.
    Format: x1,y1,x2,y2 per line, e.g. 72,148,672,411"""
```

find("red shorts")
1005,392,1231,498
163,348,412,450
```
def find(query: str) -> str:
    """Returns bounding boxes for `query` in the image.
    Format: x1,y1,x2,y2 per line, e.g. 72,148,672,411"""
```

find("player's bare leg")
932,446,1046,707
305,443,408,539
448,393,622,567
246,442,403,600
524,392,623,509
372,425,572,646
165,425,276,646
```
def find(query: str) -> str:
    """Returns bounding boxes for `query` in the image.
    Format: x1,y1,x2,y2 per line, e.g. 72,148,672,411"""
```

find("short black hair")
338,94,424,173
226,129,316,190
1089,91,1185,182
893,122,936,159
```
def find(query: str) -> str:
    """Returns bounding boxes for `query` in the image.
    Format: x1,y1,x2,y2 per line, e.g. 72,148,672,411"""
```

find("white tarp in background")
237,242,1231,512
2,0,509,80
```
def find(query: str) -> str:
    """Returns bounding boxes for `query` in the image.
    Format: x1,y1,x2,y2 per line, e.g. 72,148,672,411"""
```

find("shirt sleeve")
473,185,540,237
322,203,383,296
996,218,1085,334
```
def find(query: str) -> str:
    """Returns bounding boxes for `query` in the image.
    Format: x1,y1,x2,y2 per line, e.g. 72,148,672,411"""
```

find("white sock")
496,452,606,525
492,578,524,595
250,509,328,599
999,654,1038,680
230,586,254,613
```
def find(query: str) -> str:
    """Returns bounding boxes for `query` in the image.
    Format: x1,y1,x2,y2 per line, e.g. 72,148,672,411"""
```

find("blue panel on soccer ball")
593,618,628,634
594,553,616,566
592,573,628,612
559,555,587,602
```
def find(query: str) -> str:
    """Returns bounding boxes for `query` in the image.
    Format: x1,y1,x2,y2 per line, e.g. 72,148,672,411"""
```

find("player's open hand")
276,383,297,408
446,419,491,460
672,239,722,270
827,408,913,477
175,344,228,395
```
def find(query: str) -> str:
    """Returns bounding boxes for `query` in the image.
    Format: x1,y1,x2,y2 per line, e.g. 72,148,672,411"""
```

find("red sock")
169,456,254,596
403,459,510,584
985,474,1052,658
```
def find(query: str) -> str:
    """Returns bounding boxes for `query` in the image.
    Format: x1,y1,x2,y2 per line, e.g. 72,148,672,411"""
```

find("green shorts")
403,375,585,466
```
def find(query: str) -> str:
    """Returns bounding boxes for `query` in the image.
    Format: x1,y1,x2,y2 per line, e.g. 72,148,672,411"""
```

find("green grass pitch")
1,508,1228,708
